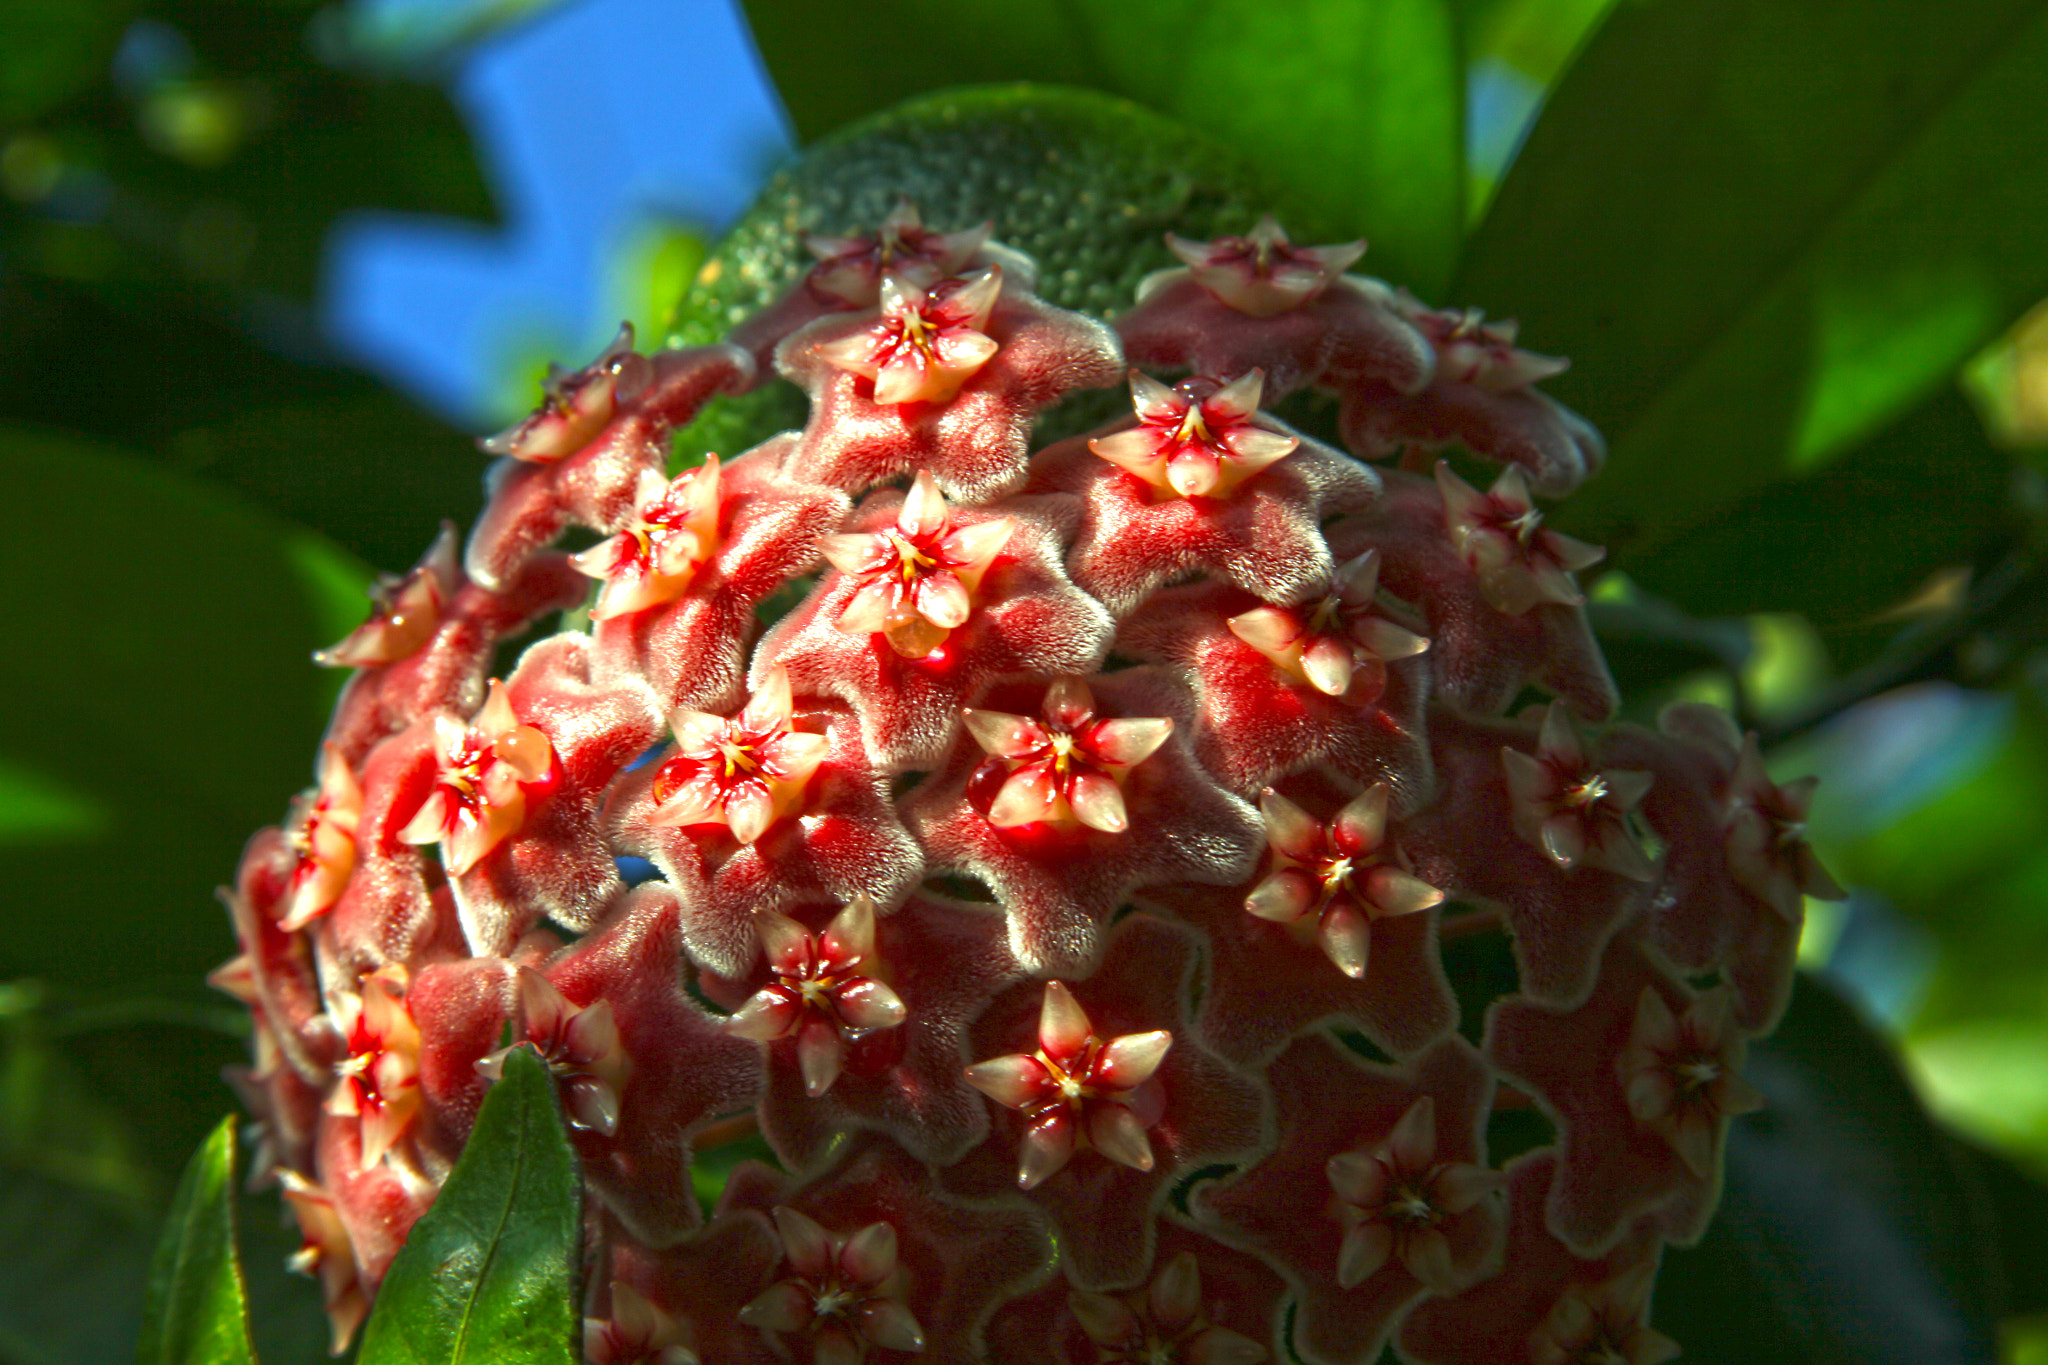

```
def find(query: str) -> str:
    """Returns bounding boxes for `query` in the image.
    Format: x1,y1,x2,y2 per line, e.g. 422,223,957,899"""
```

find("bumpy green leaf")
0,432,368,993
1456,0,2048,571
137,1117,256,1365
740,0,1464,291
1653,974,2007,1363
357,1048,579,1365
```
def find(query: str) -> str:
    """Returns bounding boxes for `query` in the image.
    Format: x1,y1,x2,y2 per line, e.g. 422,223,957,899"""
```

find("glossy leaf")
1619,385,2015,625
0,431,367,992
741,0,1465,290
1457,0,2048,566
1653,973,2006,1364
137,1117,256,1365
357,1047,579,1365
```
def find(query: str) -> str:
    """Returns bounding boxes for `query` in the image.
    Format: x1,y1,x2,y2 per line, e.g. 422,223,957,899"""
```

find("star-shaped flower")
1336,289,1601,497
1326,1095,1507,1293
647,667,830,846
314,523,460,669
1089,370,1300,499
713,1139,1056,1363
815,266,1004,406
319,528,589,765
778,272,1123,503
477,965,633,1135
1113,581,1433,803
1032,388,1378,618
736,894,1024,1173
1486,939,1740,1252
1323,476,1619,722
1195,1036,1504,1365
738,1207,929,1363
1614,703,1842,1032
1527,1261,1680,1365
587,436,849,715
1227,549,1430,701
1245,782,1444,979
276,742,362,932
572,455,725,621
540,886,764,1246
1617,985,1765,1179
585,1281,701,1365
1160,215,1365,318
482,323,654,464
805,200,996,307
1118,220,1433,400
465,339,752,590
964,979,1175,1190
1502,703,1656,882
1397,708,1652,1007
397,678,554,876
962,675,1175,834
757,491,1114,772
819,470,1014,660
1065,1249,1273,1365
1437,461,1604,615
1395,1153,1668,1365
948,916,1267,1290
725,896,908,1100
325,964,421,1168
279,1171,370,1353
984,1219,1285,1365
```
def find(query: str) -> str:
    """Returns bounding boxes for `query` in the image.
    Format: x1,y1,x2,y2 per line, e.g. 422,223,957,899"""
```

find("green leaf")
740,0,1465,291
1620,384,2015,625
1653,973,2008,1363
0,431,369,993
357,1048,580,1365
137,1117,256,1365
1456,0,2048,568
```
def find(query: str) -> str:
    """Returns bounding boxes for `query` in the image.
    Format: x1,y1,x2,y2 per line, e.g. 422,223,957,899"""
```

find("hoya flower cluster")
216,202,1840,1363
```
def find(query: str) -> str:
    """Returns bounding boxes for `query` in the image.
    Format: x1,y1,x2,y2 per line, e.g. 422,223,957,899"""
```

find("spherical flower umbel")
213,154,1821,1363
964,980,1174,1189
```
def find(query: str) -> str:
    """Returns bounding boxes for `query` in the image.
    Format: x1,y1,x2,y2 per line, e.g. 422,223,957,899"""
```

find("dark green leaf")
1653,973,2006,1363
137,1117,256,1365
357,1048,579,1365
740,0,1465,290
1620,385,2016,625
0,431,368,993
1457,0,2048,563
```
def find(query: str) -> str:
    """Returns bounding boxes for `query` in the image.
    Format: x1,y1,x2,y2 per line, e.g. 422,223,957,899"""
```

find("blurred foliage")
7,0,2048,1358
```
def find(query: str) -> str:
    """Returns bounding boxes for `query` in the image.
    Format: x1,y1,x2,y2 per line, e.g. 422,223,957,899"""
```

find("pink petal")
1363,865,1443,918
1066,770,1130,833
1386,1095,1436,1172
1087,1102,1157,1172
797,1018,844,1097
900,469,950,537
960,708,1047,761
833,977,907,1033
856,1297,925,1353
1257,788,1324,861
1316,902,1372,979
1018,1110,1077,1189
1330,784,1390,855
963,1053,1052,1110
1147,1251,1203,1333
737,1279,813,1334
1336,1218,1395,1289
771,1206,834,1277
1326,1150,1390,1207
725,991,800,1041
1300,636,1355,696
1244,868,1317,924
1068,1290,1139,1347
1038,980,1095,1059
988,766,1060,827
839,1219,899,1285
1402,1226,1458,1294
1095,1029,1173,1090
